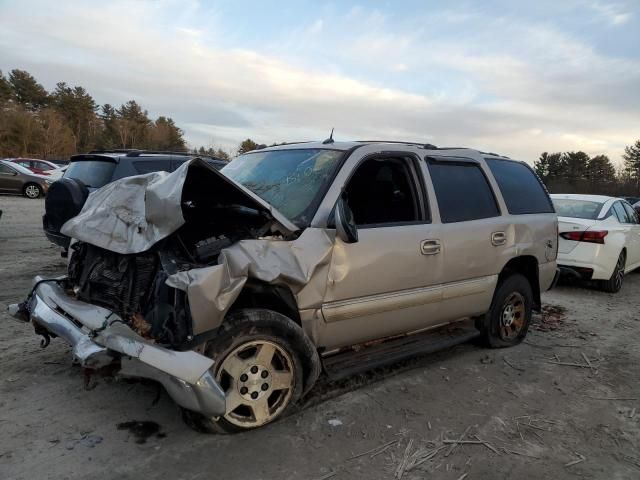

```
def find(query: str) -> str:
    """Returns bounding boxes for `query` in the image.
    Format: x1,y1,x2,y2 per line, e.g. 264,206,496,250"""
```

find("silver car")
9,141,558,432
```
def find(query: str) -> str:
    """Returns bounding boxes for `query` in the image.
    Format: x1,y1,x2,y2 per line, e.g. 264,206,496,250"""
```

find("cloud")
0,0,637,164
589,1,632,25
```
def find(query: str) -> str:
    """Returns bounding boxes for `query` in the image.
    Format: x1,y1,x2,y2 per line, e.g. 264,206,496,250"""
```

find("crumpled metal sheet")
167,228,335,335
61,158,298,255
61,166,188,254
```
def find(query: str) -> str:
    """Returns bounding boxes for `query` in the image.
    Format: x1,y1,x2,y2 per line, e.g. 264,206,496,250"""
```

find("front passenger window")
343,157,421,226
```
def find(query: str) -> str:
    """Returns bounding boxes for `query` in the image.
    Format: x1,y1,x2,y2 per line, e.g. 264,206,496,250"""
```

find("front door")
0,163,22,193
319,154,444,349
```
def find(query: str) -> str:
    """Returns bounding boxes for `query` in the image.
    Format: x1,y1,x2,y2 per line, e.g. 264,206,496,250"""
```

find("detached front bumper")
7,276,226,418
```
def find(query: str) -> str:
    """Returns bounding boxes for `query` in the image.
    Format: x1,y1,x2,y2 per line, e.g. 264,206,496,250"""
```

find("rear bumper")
7,276,226,418
42,215,70,248
558,265,594,281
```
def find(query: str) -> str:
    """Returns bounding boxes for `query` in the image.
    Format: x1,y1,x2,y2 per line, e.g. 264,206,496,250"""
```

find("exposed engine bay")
65,159,297,347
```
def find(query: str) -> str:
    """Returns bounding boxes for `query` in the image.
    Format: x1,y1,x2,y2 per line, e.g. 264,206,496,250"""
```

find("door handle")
420,239,441,255
491,231,507,246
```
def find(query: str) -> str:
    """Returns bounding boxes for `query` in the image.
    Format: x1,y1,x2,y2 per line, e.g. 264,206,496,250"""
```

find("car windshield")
552,199,604,219
64,160,116,188
222,148,344,226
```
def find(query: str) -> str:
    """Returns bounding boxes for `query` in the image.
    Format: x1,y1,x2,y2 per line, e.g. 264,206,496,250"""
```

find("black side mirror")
335,196,358,243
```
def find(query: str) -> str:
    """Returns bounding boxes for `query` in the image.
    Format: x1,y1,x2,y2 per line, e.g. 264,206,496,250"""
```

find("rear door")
422,156,509,321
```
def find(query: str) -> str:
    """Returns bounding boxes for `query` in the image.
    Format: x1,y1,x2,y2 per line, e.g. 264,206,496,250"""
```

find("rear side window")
428,160,500,223
613,202,631,223
623,202,639,224
133,160,171,174
486,158,554,214
65,161,116,188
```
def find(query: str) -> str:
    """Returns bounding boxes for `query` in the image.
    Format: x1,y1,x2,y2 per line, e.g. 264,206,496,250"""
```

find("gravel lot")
1,195,639,480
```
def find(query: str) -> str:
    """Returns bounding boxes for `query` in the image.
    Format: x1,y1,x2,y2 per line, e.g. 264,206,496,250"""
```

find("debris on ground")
532,305,567,331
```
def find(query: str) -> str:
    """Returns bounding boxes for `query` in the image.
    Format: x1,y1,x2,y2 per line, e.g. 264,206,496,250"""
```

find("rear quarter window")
428,159,500,223
133,160,172,174
485,158,554,214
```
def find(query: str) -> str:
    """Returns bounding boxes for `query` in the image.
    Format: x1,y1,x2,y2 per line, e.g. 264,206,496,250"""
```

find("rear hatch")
43,155,117,246
557,217,598,254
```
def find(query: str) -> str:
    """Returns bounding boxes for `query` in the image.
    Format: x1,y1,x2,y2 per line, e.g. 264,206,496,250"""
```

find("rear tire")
598,250,625,293
479,273,533,348
23,183,42,199
182,309,307,434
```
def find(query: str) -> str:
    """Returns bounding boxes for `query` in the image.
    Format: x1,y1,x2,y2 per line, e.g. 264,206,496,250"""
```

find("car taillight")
560,230,608,244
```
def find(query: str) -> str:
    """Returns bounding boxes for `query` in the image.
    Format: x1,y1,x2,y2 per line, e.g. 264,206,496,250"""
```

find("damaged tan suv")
9,140,559,432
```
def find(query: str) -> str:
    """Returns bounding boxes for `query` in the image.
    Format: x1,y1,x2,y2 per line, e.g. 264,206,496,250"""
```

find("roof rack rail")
125,150,193,157
87,149,137,154
355,140,438,149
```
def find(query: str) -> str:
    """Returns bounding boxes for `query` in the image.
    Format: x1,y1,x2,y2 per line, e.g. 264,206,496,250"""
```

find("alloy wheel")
216,340,295,428
499,292,525,341
25,185,40,198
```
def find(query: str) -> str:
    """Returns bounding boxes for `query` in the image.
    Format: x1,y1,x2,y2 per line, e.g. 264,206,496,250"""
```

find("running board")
321,320,480,380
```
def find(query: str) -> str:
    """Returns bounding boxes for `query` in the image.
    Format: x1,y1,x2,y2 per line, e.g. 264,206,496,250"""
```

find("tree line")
0,68,189,160
534,142,640,196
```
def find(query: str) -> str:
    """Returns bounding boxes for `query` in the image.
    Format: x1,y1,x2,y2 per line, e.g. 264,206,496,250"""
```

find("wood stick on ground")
585,396,638,401
395,438,413,479
370,441,399,459
546,360,592,368
565,453,586,468
315,471,337,480
406,445,446,471
456,473,469,480
503,356,525,372
501,447,541,459
472,434,501,454
445,426,472,457
582,352,596,373
348,439,399,460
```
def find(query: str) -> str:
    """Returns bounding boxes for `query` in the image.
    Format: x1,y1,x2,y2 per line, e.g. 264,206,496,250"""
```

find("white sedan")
551,194,640,292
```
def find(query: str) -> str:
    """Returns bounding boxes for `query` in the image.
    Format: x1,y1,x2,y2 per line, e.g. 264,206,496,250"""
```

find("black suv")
43,150,227,250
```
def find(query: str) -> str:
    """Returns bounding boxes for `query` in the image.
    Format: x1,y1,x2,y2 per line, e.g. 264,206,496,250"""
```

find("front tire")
479,273,533,348
599,250,625,293
24,183,42,199
183,309,306,433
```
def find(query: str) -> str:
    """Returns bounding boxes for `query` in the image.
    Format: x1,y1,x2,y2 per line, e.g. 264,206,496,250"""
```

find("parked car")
47,165,68,180
0,160,52,198
633,200,640,216
9,158,59,175
551,194,640,292
623,196,640,206
43,150,227,250
9,141,559,432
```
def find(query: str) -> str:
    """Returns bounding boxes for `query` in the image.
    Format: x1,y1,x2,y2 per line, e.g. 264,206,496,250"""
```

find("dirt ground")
1,195,639,480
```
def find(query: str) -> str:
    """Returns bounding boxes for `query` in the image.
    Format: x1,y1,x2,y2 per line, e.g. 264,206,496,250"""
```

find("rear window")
552,199,603,219
428,160,500,223
486,158,554,214
65,161,116,188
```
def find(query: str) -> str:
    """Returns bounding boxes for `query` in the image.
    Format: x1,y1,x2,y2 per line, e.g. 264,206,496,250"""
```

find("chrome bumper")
7,276,226,418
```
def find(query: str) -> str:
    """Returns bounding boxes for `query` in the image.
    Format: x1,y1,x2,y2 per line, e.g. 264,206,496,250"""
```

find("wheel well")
229,280,301,326
499,256,541,311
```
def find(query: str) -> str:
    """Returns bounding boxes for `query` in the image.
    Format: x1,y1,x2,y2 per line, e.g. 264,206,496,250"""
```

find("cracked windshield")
222,148,343,225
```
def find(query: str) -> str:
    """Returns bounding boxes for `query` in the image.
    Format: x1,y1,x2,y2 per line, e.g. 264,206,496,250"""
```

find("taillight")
560,230,608,244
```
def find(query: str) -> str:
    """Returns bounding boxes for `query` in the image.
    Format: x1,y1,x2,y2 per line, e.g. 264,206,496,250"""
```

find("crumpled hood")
61,158,298,254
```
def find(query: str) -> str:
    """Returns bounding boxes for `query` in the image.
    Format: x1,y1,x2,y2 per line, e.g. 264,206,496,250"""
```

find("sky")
0,0,639,164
